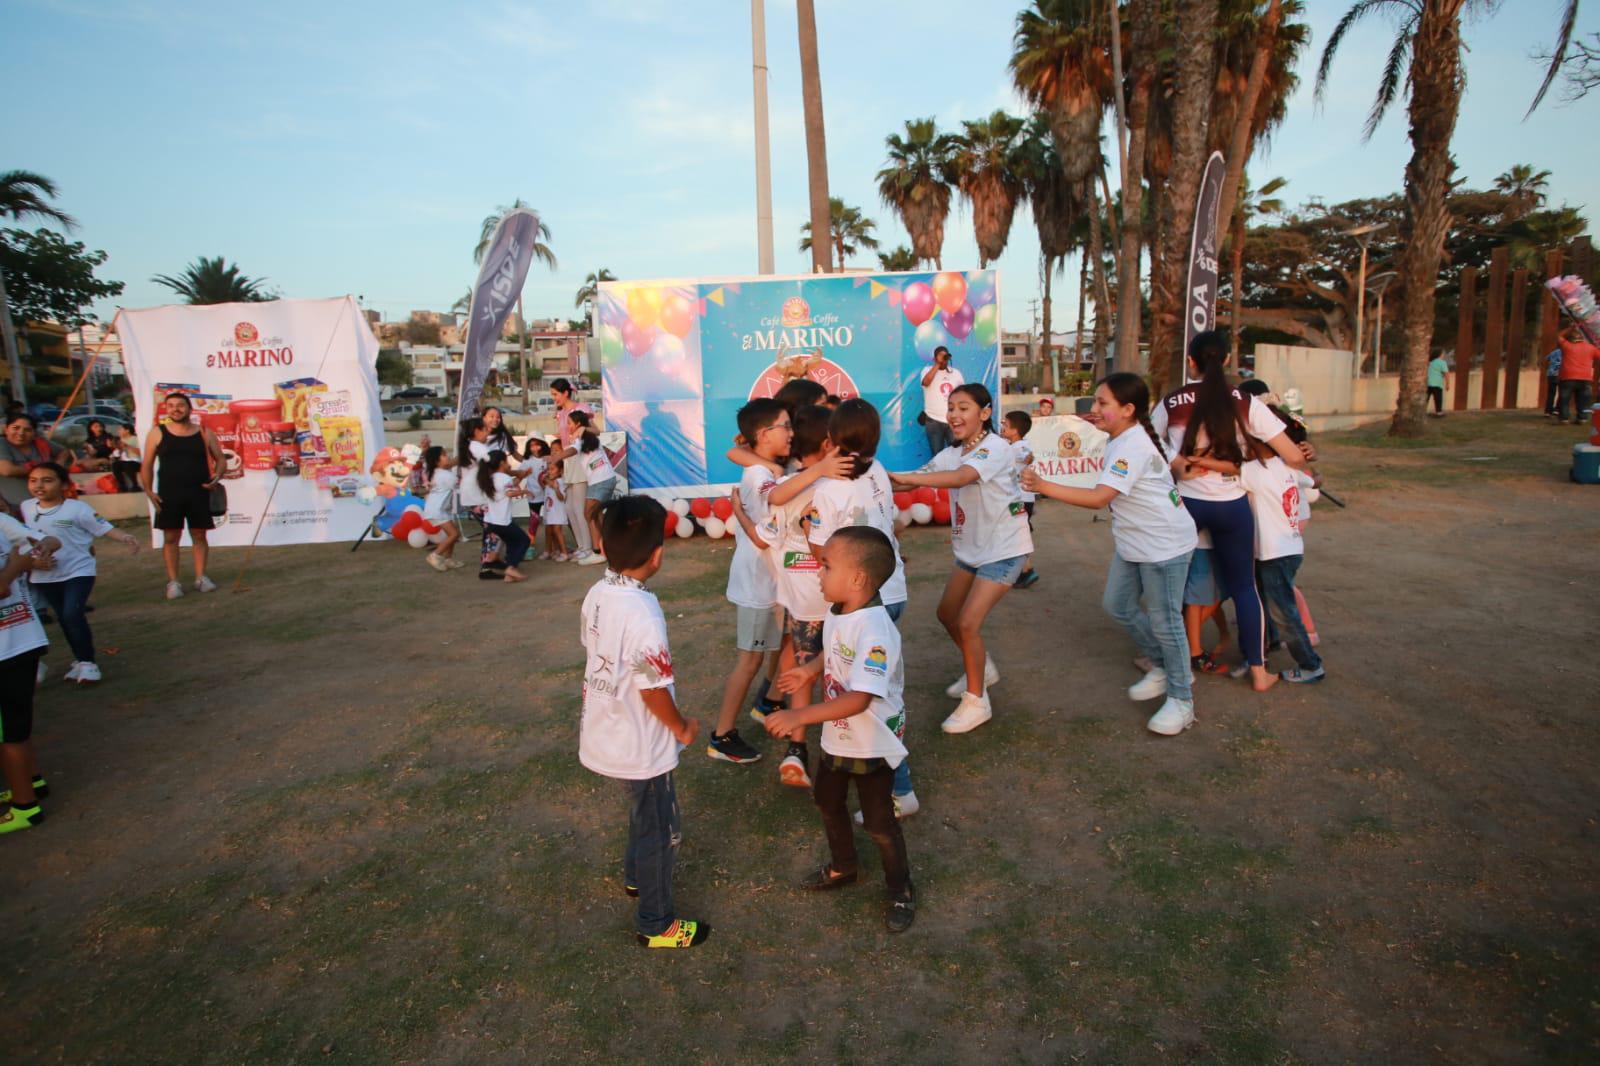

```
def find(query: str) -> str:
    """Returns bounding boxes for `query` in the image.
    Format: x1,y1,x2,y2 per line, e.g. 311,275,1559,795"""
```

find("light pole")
751,0,775,275
1366,271,1397,378
1345,222,1388,378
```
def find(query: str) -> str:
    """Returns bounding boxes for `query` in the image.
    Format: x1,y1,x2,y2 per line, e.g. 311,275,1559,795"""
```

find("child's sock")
754,677,772,706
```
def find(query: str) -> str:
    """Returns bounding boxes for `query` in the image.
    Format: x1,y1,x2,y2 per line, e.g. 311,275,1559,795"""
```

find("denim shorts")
586,477,617,503
955,554,1028,586
1183,548,1222,606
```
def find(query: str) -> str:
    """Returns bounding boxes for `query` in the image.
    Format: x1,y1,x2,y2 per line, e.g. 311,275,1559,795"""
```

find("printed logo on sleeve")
864,645,887,673
783,550,820,571
1109,458,1130,478
631,646,675,685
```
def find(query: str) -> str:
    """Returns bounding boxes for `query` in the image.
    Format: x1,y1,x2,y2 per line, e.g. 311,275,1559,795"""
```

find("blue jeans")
1256,556,1322,672
882,600,913,795
34,577,95,663
1183,495,1267,665
623,771,682,936
924,418,952,459
1102,550,1194,701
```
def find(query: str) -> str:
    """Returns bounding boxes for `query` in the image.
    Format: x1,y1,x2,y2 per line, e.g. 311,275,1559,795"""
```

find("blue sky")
5,0,1597,333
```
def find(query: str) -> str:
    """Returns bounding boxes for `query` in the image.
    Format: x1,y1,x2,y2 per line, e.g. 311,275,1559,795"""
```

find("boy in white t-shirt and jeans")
1001,410,1040,589
579,495,709,949
762,526,915,933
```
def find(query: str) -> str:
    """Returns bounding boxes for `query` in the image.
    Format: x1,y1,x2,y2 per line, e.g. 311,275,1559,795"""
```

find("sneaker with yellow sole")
635,919,710,948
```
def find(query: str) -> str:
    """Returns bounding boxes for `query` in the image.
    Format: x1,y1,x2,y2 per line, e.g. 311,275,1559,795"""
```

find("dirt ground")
4,411,1597,1064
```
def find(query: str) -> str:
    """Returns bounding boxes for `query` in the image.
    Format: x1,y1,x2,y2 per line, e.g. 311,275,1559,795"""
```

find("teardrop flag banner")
1184,151,1227,382
458,207,541,425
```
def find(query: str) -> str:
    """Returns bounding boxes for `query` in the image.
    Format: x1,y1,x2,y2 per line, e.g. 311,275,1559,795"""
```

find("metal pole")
517,295,528,411
1353,237,1369,378
78,322,96,411
751,0,776,275
1373,290,1383,377
0,271,26,404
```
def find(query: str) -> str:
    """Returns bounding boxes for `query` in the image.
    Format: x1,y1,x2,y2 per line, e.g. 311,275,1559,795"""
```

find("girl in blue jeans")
1022,374,1200,736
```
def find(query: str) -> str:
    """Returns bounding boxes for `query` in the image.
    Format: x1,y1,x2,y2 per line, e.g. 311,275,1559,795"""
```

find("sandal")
1192,652,1230,675
800,865,858,891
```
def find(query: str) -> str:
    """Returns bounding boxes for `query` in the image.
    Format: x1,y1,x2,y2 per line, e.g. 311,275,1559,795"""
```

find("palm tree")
474,199,556,402
949,110,1030,268
798,198,880,271
1225,174,1288,335
2,170,85,402
1493,164,1552,220
1318,0,1578,437
1211,0,1309,237
574,268,616,317
152,257,272,304
1010,0,1115,187
797,0,832,273
1021,113,1081,386
877,246,919,271
876,118,958,268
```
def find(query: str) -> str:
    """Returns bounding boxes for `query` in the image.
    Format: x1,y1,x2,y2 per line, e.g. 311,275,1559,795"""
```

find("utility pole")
751,0,776,275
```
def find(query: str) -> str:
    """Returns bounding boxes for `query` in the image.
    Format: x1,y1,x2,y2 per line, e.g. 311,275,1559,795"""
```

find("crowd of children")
574,328,1329,948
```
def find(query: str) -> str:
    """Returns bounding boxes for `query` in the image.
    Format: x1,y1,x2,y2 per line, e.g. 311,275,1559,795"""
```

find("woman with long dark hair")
1150,331,1306,692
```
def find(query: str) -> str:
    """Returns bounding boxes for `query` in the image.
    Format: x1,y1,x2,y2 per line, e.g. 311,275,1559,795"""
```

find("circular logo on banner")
234,322,260,346
1057,431,1082,458
780,297,812,327
747,356,859,402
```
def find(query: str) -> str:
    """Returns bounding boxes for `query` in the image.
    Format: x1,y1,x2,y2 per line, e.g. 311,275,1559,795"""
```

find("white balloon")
704,516,726,539
894,508,912,529
428,529,448,544
407,528,430,548
910,502,933,525
674,515,694,538
671,499,691,516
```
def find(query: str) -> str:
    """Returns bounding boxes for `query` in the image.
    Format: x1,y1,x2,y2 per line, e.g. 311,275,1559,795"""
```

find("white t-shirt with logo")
922,366,965,424
819,603,907,766
21,498,115,583
0,531,47,662
515,455,546,485
581,440,616,483
924,432,1034,567
484,471,517,526
757,474,826,622
459,439,493,508
1238,457,1307,562
1150,391,1290,502
422,466,457,523
579,572,680,781
727,463,779,609
1097,428,1198,564
543,482,568,527
1007,437,1036,502
808,463,907,606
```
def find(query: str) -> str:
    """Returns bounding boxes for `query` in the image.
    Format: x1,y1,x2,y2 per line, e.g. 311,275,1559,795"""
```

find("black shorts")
155,490,215,532
0,648,43,743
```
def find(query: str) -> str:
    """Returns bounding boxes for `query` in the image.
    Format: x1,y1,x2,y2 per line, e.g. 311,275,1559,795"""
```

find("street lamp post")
1345,222,1388,378
1366,271,1397,378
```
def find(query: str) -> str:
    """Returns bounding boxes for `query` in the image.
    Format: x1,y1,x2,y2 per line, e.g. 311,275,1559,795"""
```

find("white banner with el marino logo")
115,296,386,546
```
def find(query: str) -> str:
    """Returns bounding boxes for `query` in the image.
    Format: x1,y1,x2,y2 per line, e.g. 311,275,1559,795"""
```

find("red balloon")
935,488,950,505
690,497,712,519
664,509,679,537
932,500,952,525
893,491,913,511
913,487,936,506
712,497,733,521
392,512,420,537
901,282,936,327
622,319,654,357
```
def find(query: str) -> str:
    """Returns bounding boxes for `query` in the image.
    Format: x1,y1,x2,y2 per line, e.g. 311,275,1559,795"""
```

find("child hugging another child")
475,450,533,583
891,384,1032,736
761,526,915,933
1239,414,1326,684
578,495,708,949
1022,373,1200,736
419,446,464,572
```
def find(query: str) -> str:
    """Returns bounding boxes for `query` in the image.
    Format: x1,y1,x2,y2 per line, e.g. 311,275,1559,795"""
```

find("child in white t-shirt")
762,525,915,933
23,462,139,685
578,495,708,949
892,384,1033,736
1239,439,1325,684
515,437,549,524
474,450,533,583
541,460,571,560
1022,373,1200,737
1001,409,1040,589
419,446,463,572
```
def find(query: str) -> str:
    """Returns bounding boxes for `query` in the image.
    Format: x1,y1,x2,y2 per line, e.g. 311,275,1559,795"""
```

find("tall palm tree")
877,246,920,271
949,110,1030,268
1226,173,1288,334
1211,0,1309,231
1493,164,1552,220
1010,0,1116,187
474,199,556,402
1318,0,1578,437
798,198,880,271
575,268,616,316
797,0,832,273
1,171,82,401
876,118,958,268
152,256,272,304
1022,113,1081,384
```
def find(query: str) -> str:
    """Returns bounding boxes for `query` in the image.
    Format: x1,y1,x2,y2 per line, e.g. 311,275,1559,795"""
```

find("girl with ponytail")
455,417,508,577
1021,373,1200,736
1149,331,1307,693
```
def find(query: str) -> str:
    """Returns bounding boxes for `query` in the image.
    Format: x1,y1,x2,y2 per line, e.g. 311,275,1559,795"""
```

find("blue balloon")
914,317,954,363
965,270,996,308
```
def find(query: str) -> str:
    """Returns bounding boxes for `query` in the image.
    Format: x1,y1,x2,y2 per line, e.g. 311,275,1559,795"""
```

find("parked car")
49,413,131,448
26,403,63,423
67,402,129,419
388,403,440,421
437,407,457,421
394,386,437,399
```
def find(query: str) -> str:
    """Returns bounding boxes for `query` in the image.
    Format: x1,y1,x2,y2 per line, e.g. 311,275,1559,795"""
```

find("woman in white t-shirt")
891,384,1033,736
419,446,463,572
1022,373,1200,737
22,462,140,685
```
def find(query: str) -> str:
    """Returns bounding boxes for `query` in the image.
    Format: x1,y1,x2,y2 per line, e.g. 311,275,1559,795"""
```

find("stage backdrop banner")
1025,414,1109,490
597,269,1000,495
116,296,385,546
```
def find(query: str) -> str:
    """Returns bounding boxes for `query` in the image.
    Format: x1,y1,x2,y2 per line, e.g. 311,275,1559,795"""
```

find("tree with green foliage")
0,228,124,325
876,118,958,268
375,350,413,388
799,197,880,272
152,256,273,304
876,246,919,271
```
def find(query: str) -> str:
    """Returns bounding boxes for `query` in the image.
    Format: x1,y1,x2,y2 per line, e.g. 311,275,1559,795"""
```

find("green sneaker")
635,919,710,949
0,804,43,835
0,776,47,805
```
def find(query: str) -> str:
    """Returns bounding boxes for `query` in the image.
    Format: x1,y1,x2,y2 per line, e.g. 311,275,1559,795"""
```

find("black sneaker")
749,696,783,722
886,883,916,933
1015,569,1040,589
706,729,763,764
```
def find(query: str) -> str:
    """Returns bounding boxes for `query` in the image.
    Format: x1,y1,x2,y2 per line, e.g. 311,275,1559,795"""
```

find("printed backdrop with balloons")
597,269,1000,495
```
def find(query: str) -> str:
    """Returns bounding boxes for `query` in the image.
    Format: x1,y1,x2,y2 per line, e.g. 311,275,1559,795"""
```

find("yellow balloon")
627,288,663,330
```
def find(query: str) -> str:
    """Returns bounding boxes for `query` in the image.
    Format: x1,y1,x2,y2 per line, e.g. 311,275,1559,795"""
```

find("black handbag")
208,483,228,517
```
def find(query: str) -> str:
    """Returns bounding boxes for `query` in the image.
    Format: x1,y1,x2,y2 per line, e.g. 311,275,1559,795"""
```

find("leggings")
1183,495,1267,666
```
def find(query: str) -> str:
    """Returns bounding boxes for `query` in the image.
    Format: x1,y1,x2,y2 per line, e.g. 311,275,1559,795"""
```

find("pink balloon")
622,319,654,357
902,282,936,327
945,300,975,340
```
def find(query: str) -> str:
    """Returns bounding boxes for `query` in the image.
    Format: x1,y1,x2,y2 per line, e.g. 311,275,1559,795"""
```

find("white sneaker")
944,655,1000,698
63,661,83,683
1128,667,1168,701
165,581,184,600
577,552,607,566
1146,697,1195,736
854,790,921,825
36,659,47,685
426,552,450,572
75,661,102,684
194,575,217,593
941,691,993,734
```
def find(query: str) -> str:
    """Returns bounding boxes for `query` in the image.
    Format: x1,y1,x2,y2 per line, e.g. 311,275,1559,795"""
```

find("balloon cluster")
654,489,955,540
376,493,448,548
599,286,696,370
901,270,999,363
892,487,952,527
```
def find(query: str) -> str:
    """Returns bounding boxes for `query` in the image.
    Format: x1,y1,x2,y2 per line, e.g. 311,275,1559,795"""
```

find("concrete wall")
1252,345,1543,431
